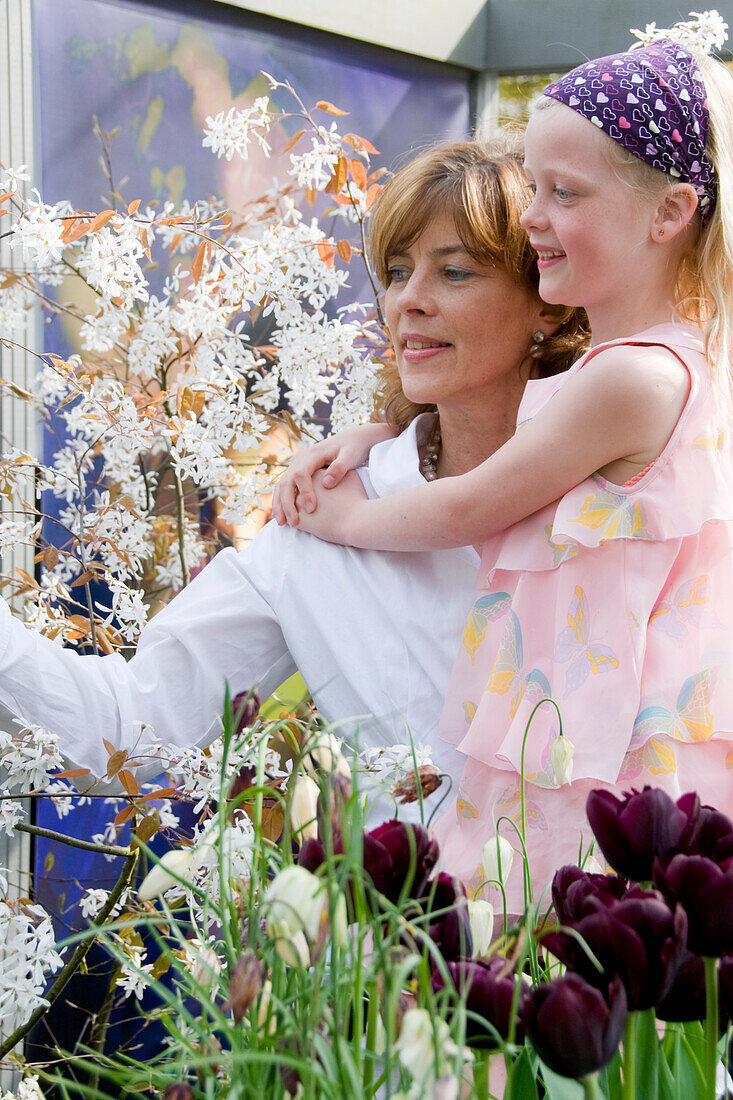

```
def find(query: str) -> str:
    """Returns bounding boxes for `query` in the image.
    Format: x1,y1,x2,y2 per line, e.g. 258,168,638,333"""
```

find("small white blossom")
630,9,728,53
202,99,272,161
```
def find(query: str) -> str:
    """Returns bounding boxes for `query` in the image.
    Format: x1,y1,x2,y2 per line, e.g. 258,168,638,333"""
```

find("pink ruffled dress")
434,322,733,913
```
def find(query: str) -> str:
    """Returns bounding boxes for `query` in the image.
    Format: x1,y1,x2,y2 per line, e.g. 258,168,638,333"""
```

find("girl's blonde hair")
535,54,733,406
367,138,590,433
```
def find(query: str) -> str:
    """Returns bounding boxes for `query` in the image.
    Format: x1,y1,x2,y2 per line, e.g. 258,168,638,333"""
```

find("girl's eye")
554,186,573,201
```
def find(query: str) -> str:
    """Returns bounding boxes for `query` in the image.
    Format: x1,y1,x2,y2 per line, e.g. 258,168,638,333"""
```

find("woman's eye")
444,266,471,281
386,266,409,284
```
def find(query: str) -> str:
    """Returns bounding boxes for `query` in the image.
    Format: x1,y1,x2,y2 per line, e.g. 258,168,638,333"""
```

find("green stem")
581,1072,604,1100
472,1050,490,1098
622,1011,637,1100
363,978,379,1093
704,956,719,1100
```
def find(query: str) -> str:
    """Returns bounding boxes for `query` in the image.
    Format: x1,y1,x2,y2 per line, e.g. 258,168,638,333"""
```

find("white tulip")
467,898,494,958
263,864,327,967
481,834,515,888
289,772,320,843
550,734,575,786
395,1008,469,1091
137,848,193,902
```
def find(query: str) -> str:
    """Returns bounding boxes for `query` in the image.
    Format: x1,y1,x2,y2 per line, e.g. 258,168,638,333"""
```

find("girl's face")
383,210,546,412
521,103,661,340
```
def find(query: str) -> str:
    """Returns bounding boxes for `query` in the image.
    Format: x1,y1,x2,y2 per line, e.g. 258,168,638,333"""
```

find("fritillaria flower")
222,951,264,1023
654,853,733,957
432,957,524,1049
163,1086,194,1100
138,848,193,902
586,786,698,881
481,834,515,889
524,973,627,1079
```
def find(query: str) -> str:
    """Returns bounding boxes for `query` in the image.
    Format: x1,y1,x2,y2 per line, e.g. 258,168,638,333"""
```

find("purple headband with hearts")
544,38,717,223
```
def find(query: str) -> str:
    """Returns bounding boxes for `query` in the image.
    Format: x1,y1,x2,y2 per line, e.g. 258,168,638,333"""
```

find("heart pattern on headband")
545,38,716,222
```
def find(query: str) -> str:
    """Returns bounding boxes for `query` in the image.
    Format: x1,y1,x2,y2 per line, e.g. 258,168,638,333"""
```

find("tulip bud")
303,728,351,781
655,852,733,957
481,834,514,888
467,898,494,958
163,1085,194,1100
138,848,193,902
231,690,260,733
289,772,319,843
525,973,627,1079
550,734,574,786
432,957,524,1049
222,951,264,1023
365,820,439,903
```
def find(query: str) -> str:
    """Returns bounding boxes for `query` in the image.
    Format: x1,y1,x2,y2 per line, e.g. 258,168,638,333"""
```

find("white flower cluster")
9,194,66,267
0,1077,45,1100
0,723,63,793
630,9,728,53
202,98,272,161
0,886,64,1039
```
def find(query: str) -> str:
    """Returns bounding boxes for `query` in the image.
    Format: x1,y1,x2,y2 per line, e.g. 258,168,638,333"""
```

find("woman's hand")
272,423,395,527
289,469,370,545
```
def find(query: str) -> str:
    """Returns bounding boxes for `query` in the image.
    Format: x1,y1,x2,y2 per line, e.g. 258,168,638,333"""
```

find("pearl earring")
530,330,545,358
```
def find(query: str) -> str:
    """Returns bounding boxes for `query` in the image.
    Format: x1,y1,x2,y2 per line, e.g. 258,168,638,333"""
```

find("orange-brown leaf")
127,198,141,215
138,225,151,261
55,767,91,779
106,749,128,779
70,569,97,588
43,545,59,571
114,804,137,827
315,100,348,116
135,813,160,843
365,183,382,210
140,787,179,802
336,239,352,263
325,156,348,195
118,769,139,798
348,158,367,192
281,128,306,155
343,132,379,155
306,189,317,207
103,737,115,756
89,209,116,233
191,240,209,285
61,217,91,244
317,241,335,268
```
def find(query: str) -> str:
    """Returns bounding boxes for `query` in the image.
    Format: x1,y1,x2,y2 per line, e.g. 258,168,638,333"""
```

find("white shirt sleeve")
0,527,297,778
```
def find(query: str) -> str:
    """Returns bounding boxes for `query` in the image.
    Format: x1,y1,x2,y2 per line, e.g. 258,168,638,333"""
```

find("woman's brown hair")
369,136,590,432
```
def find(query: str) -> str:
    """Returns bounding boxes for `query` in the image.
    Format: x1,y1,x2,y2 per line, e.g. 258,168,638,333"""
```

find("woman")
0,138,588,826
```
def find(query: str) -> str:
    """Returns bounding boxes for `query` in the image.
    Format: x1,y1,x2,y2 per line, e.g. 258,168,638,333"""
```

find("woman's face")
383,210,547,411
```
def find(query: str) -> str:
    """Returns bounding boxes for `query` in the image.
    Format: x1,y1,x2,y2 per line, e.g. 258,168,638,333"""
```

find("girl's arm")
271,422,396,526
293,345,690,550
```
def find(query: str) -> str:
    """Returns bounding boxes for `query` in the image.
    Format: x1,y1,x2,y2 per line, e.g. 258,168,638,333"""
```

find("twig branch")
0,847,138,1061
15,821,130,858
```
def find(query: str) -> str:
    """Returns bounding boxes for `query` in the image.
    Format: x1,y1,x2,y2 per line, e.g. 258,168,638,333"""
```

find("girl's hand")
272,422,395,527
289,469,369,544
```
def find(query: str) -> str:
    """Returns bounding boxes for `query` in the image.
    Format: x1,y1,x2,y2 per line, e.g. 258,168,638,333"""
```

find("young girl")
276,33,733,913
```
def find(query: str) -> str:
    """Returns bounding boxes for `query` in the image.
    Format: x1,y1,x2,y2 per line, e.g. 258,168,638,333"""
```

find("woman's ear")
652,183,699,242
534,304,564,340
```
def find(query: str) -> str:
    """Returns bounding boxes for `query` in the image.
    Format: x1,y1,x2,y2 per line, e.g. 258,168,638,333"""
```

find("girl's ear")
652,183,700,242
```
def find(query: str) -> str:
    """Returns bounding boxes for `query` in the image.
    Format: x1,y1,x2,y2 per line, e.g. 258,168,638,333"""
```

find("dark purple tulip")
423,873,473,960
543,891,686,1011
297,836,327,873
586,787,696,881
432,958,524,1048
655,949,707,1021
680,803,733,864
552,865,628,924
655,853,733,957
525,974,627,1079
364,820,439,903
